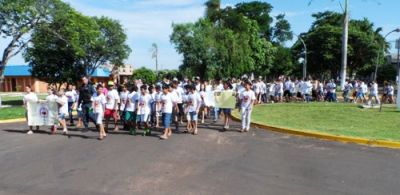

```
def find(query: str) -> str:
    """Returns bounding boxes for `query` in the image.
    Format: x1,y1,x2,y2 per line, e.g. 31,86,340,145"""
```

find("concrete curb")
231,111,400,149
0,118,26,124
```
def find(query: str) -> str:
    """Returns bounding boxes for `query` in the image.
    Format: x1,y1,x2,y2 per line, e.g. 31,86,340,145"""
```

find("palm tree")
205,0,221,23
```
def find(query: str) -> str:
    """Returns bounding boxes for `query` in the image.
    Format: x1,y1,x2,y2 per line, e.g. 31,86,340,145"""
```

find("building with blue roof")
1,65,111,93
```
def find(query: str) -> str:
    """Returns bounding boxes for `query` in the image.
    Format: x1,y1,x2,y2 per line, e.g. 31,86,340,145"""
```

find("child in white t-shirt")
160,85,175,140
137,84,152,136
23,85,39,135
187,84,201,135
55,89,69,135
91,84,107,140
239,81,256,132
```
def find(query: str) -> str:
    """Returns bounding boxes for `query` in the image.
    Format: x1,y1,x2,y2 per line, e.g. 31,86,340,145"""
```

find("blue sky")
1,0,399,70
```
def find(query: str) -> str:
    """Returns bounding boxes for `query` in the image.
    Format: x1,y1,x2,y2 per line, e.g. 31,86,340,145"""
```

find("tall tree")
0,0,66,83
24,8,96,86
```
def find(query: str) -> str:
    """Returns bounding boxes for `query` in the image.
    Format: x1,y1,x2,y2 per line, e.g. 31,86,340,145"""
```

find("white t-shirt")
370,83,378,95
187,92,201,113
174,87,184,104
119,91,129,111
125,92,138,112
65,90,77,103
161,93,174,113
46,94,58,102
58,96,69,114
91,93,106,113
23,93,38,104
240,90,256,110
137,93,152,115
301,81,313,95
105,89,120,110
388,86,394,95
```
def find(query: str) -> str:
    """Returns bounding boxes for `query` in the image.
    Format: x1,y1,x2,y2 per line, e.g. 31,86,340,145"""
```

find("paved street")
0,121,399,195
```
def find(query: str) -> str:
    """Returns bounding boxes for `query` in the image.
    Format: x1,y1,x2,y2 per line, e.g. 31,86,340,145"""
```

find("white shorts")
95,112,104,125
139,113,149,123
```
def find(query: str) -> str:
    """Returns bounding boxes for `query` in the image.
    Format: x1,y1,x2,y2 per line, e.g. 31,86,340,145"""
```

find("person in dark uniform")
77,76,96,130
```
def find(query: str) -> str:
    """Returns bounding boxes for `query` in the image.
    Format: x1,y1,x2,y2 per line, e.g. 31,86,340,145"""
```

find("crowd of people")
249,76,395,105
22,75,395,140
23,76,256,140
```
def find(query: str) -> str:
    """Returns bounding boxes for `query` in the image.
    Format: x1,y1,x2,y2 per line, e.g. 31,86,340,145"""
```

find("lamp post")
282,30,307,79
378,28,400,112
374,28,400,81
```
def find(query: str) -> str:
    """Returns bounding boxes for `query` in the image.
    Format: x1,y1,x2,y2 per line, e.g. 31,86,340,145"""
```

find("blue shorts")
58,113,66,120
357,92,365,98
222,108,231,115
162,113,172,128
77,110,83,118
189,112,198,121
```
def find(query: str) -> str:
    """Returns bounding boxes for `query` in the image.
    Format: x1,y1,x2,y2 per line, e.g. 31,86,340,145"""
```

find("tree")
0,0,66,83
292,11,384,80
132,67,156,84
25,6,131,85
24,7,94,86
83,16,131,76
205,0,221,24
171,2,277,79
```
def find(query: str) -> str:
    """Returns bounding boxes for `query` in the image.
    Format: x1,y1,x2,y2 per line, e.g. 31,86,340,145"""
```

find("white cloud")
64,0,204,69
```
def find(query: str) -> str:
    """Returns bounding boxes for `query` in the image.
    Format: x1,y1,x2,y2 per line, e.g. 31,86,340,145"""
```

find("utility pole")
340,0,349,89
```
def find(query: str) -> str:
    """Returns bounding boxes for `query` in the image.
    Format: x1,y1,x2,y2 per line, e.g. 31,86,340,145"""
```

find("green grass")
234,103,400,142
0,106,26,120
0,94,47,120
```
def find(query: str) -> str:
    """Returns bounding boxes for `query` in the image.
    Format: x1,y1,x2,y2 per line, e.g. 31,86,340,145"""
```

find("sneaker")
160,135,168,140
27,130,34,135
62,129,68,135
129,129,136,135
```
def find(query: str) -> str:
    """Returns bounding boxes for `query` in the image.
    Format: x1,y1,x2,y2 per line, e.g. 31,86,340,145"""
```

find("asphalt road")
0,120,399,195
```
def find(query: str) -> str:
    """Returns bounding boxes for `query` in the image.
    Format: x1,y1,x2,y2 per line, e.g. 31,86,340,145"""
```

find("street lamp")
281,30,308,79
374,28,400,81
378,28,400,112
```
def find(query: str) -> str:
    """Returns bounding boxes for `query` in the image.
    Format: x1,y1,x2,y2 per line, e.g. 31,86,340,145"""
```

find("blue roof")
4,65,110,77
4,65,31,76
91,68,111,77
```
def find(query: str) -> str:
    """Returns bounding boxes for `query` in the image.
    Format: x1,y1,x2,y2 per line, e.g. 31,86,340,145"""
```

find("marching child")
160,84,175,140
187,84,202,135
137,84,152,136
104,81,120,132
221,81,234,131
126,85,138,135
55,89,69,135
23,85,39,135
91,84,107,140
239,80,256,132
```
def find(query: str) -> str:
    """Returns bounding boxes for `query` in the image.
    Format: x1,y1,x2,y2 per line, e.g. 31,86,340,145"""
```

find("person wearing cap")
104,81,120,132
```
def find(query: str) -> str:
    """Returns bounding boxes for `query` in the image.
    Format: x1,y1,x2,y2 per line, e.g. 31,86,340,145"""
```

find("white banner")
27,101,58,126
203,91,216,107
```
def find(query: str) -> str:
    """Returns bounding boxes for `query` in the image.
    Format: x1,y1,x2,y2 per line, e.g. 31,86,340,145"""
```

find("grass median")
233,102,400,142
0,94,46,121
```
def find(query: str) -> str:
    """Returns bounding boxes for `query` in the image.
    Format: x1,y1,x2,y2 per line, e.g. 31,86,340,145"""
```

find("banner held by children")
215,91,236,109
27,102,58,126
